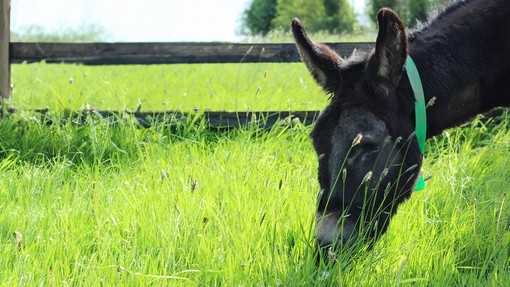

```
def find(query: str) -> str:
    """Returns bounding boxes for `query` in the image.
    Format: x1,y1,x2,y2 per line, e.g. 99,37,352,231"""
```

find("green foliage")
408,0,430,24
272,0,326,31
368,0,448,26
242,0,277,35
242,0,356,35
11,24,108,42
242,0,451,35
322,0,356,32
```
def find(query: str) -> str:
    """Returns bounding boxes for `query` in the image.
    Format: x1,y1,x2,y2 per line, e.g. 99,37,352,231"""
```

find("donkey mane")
415,0,473,31
407,0,510,137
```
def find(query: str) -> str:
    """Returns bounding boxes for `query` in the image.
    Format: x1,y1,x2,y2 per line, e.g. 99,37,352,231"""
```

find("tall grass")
0,63,509,285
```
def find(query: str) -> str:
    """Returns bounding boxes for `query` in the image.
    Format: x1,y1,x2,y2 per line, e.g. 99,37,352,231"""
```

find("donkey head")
292,9,423,252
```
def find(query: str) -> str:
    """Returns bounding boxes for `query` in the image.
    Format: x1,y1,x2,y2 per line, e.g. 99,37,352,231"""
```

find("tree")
242,0,277,35
322,0,356,32
407,0,430,25
271,0,326,32
271,0,356,33
368,0,448,26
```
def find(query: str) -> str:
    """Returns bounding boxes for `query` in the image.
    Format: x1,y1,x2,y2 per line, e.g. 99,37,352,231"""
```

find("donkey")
292,0,510,253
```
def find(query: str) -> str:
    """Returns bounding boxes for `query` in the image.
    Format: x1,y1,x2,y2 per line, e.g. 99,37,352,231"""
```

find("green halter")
405,56,426,191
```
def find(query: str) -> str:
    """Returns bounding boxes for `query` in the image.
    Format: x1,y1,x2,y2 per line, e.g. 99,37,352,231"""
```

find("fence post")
0,0,11,101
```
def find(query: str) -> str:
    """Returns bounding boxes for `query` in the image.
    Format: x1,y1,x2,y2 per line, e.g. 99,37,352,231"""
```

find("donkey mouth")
315,211,357,249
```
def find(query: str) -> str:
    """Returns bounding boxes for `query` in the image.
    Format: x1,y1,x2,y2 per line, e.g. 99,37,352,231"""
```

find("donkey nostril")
315,211,342,249
316,211,358,250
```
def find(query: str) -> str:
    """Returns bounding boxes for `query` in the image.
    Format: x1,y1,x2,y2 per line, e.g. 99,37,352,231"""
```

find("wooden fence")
0,0,9,100
10,42,373,65
0,0,375,128
5,42,374,129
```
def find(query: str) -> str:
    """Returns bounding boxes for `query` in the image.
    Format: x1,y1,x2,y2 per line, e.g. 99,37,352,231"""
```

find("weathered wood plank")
202,110,321,129
79,110,322,129
3,108,322,129
0,0,10,99
10,42,374,65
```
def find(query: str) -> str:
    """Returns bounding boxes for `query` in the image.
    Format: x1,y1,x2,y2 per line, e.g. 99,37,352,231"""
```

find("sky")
11,0,367,42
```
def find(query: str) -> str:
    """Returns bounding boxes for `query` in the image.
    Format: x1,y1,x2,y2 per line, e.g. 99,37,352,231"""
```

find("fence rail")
1,107,321,129
10,42,373,65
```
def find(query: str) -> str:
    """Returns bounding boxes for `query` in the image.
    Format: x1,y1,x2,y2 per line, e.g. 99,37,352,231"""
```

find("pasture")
0,63,509,286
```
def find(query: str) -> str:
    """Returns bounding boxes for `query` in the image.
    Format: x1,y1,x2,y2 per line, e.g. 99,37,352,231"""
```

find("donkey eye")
347,143,380,164
358,144,380,162
361,143,380,153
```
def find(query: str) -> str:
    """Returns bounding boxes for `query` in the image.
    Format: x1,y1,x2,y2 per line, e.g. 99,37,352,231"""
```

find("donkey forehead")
332,106,387,139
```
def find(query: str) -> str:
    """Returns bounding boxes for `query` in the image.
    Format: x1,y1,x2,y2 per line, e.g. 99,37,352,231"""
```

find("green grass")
0,63,509,286
10,63,328,112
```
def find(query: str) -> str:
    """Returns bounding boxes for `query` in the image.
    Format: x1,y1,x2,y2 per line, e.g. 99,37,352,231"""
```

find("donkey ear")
292,18,343,94
366,8,408,95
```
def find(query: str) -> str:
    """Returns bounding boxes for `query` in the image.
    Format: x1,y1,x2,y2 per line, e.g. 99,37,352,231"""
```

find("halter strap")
405,56,426,191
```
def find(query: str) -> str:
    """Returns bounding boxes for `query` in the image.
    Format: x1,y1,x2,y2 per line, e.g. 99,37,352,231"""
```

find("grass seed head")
363,171,373,184
352,133,363,147
13,231,23,250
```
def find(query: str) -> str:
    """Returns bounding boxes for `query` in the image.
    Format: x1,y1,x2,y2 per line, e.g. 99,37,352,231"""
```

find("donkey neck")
406,0,510,138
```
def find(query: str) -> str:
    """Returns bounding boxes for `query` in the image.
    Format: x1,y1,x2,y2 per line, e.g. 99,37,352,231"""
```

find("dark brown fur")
292,0,510,252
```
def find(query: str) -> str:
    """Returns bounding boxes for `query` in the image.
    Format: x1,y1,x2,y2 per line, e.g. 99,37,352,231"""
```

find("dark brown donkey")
292,0,510,254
